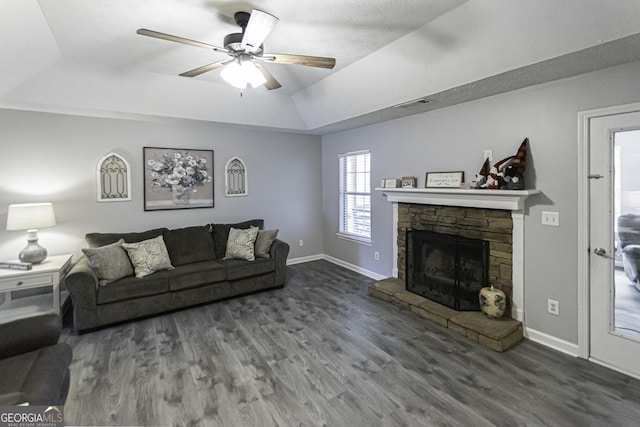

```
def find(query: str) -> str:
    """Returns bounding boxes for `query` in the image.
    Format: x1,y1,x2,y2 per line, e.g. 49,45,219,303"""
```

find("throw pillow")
82,239,134,286
122,235,174,278
224,226,259,261
254,229,279,258
211,219,264,258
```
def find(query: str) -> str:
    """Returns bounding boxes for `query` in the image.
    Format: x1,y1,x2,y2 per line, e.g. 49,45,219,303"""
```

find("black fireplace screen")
406,230,489,311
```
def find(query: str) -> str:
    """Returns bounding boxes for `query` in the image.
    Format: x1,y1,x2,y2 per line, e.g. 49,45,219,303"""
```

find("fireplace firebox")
406,230,489,311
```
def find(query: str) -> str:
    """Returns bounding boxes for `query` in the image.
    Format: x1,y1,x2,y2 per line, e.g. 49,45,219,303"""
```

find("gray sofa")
65,219,289,332
0,313,72,405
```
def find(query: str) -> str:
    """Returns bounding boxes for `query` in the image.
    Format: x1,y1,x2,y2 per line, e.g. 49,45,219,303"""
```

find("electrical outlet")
374,251,380,261
299,240,304,247
483,149,493,161
542,211,560,226
548,299,560,315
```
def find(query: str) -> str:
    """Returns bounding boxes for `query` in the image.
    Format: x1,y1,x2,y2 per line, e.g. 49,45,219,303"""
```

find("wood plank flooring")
61,260,640,426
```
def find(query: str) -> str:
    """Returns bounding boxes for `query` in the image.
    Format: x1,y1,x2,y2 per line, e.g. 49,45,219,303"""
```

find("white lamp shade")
6,203,57,231
242,61,267,88
220,61,247,89
221,60,267,89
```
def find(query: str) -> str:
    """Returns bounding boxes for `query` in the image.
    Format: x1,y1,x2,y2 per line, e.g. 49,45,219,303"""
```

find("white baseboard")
588,357,640,381
287,254,324,265
287,253,386,281
524,327,580,357
321,255,387,280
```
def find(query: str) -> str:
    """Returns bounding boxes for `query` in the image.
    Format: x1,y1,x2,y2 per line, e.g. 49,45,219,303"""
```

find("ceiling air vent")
392,97,431,109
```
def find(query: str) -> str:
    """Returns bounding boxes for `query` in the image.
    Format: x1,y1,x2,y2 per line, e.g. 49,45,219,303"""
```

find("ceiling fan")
137,9,336,90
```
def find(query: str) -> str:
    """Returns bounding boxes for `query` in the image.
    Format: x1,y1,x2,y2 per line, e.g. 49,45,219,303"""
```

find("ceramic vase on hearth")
479,285,506,319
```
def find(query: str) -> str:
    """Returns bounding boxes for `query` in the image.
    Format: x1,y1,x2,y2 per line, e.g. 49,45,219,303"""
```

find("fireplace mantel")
377,187,540,322
375,188,540,211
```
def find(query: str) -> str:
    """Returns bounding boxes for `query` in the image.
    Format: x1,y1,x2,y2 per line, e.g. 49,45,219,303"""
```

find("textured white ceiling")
36,0,466,95
2,1,640,133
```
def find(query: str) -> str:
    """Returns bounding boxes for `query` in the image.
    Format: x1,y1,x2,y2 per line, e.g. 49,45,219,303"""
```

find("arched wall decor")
96,152,132,202
225,157,248,197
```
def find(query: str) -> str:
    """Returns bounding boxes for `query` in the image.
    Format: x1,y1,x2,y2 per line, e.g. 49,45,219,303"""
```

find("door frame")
577,101,640,361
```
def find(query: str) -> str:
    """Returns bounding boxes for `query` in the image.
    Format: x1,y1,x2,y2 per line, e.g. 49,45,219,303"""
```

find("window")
339,150,371,243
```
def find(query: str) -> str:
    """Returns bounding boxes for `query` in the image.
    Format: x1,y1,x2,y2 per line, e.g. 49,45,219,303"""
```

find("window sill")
336,233,372,246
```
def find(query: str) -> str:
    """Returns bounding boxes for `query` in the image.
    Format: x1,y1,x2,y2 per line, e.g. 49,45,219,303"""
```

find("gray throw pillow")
82,238,134,286
122,235,174,278
254,229,279,258
211,219,264,258
224,226,259,261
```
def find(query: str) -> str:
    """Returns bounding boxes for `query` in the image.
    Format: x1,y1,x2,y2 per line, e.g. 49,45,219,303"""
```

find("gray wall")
0,110,323,262
322,60,640,344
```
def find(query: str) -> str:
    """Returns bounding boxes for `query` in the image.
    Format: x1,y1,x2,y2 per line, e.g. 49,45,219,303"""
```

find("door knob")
593,247,614,259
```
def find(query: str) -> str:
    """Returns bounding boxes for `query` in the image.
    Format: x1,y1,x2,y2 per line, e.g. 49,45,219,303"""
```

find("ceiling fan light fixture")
242,61,267,88
220,60,266,89
220,61,246,89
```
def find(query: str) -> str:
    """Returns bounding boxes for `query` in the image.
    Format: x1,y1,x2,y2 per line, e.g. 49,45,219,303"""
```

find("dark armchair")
0,314,72,405
617,213,640,292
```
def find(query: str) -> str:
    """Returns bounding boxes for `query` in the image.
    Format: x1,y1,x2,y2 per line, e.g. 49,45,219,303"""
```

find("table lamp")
6,203,57,264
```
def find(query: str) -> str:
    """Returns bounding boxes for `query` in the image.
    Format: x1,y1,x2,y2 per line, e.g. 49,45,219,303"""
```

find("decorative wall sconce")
225,157,248,197
97,152,131,202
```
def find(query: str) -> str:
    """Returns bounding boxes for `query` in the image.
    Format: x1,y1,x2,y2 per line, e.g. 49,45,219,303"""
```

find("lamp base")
18,231,48,264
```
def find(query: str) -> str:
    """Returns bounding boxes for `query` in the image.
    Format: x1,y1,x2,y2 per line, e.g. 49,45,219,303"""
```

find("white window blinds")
339,150,371,241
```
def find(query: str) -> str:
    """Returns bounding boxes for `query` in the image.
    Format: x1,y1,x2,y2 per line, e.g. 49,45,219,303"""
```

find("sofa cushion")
223,258,275,281
85,227,169,248
82,239,134,286
255,229,279,258
168,260,227,291
211,219,264,259
96,272,171,304
163,226,215,266
122,235,174,278
224,226,259,261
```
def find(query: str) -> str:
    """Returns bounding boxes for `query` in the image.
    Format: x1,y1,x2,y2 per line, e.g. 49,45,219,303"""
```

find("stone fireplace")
400,204,513,316
369,187,538,351
378,187,538,321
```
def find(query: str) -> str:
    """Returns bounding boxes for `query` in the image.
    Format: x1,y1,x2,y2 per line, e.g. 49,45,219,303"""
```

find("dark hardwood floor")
61,260,640,426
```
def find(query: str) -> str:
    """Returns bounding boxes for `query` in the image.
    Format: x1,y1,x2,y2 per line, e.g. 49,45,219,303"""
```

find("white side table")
0,254,73,322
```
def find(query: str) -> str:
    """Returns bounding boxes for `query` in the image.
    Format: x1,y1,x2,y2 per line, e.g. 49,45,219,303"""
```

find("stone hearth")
370,278,523,352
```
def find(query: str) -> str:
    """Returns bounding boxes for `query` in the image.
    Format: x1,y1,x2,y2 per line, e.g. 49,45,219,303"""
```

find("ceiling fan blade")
241,10,279,53
137,28,229,54
179,59,234,77
262,53,336,69
253,63,282,90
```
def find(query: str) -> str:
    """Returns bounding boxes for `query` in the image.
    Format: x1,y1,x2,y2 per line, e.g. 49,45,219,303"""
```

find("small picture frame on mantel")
402,176,417,188
425,171,464,188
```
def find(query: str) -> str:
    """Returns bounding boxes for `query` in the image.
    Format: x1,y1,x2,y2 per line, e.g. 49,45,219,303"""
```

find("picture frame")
425,171,464,188
402,176,417,188
143,147,214,211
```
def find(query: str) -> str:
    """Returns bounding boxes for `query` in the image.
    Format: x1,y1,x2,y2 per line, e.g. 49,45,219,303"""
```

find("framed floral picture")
143,147,214,211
